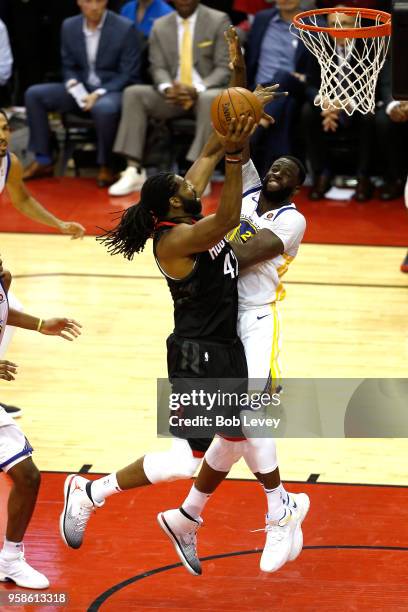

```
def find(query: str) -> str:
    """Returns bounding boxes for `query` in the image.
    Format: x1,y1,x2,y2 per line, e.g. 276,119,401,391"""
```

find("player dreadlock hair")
98,172,179,260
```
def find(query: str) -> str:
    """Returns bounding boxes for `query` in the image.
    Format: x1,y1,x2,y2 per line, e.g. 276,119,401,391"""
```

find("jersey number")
223,252,238,279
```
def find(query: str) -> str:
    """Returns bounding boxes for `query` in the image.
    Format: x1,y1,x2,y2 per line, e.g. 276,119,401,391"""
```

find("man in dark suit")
245,0,315,177
108,0,230,196
375,58,407,201
23,0,141,187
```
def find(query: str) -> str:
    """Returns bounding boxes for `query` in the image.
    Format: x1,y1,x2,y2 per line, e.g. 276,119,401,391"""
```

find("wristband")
36,318,43,332
225,155,243,164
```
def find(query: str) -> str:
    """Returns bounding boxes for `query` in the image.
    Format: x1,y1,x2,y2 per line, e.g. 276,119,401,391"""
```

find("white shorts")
0,407,33,472
238,303,282,392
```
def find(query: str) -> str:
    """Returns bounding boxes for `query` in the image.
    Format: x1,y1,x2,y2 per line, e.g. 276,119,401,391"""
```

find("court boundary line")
13,272,408,291
87,545,408,611
39,470,408,488
1,229,407,249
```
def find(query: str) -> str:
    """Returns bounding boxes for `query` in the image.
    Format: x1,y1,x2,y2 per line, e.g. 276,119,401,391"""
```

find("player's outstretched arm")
6,154,85,239
185,26,281,192
159,117,255,258
231,228,284,271
185,26,247,196
7,308,82,341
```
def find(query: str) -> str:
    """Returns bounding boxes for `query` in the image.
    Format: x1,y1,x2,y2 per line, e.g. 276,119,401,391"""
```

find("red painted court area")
0,473,407,611
1,178,407,246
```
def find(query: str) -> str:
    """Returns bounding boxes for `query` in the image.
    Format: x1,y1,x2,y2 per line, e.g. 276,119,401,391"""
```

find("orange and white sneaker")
60,474,103,549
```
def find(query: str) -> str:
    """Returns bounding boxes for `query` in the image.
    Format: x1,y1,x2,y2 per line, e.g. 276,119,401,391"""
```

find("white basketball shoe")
259,505,300,573
157,508,203,576
287,492,310,562
60,474,104,549
0,548,49,589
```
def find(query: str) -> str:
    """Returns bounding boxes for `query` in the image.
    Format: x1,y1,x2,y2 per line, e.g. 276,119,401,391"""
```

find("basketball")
211,87,262,135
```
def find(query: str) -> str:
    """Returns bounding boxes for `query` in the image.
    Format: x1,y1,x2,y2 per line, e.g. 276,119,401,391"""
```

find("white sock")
277,482,289,505
182,485,211,520
264,485,285,521
90,473,121,504
1,539,23,559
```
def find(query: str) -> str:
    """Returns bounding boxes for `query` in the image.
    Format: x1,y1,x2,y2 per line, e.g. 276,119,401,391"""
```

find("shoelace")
75,505,94,531
179,522,200,548
251,509,292,535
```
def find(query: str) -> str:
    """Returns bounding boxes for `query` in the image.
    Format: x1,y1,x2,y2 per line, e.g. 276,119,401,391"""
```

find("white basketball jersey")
227,160,306,310
0,152,10,194
0,282,8,349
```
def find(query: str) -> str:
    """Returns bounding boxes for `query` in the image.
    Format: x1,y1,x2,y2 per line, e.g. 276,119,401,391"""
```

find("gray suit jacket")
148,4,230,90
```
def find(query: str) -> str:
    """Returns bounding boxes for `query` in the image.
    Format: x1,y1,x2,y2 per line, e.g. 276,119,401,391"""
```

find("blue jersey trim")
242,185,261,199
0,438,33,471
273,205,296,221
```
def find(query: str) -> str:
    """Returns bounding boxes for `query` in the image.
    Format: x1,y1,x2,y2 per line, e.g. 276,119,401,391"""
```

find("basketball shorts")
238,302,282,393
0,406,33,472
166,333,248,454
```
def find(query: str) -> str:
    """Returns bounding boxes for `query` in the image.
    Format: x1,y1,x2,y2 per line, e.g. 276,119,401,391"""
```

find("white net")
291,11,391,115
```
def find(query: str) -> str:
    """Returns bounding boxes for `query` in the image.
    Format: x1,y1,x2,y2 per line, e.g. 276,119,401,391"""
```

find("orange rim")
293,7,391,39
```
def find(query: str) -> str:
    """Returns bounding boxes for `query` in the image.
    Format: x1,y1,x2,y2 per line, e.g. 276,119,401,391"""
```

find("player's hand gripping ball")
211,87,262,135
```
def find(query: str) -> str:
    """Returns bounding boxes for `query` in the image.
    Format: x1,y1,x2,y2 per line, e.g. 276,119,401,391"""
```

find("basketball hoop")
291,7,391,115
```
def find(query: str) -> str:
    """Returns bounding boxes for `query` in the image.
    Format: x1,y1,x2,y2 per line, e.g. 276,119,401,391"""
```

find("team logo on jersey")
0,294,3,303
226,218,257,244
266,212,275,220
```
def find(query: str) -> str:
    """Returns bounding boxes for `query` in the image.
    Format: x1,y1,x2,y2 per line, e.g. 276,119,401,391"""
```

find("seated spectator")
120,0,173,37
375,59,408,200
234,0,315,16
109,0,230,196
317,1,391,8
23,0,140,188
402,177,408,273
120,0,174,83
301,8,377,201
0,18,12,106
245,0,315,177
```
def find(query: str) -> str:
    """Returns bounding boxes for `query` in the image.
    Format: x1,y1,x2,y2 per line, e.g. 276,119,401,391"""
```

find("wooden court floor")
0,232,407,485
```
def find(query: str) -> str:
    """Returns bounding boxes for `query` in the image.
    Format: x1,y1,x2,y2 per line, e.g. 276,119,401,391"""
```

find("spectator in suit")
108,0,230,196
375,59,408,201
120,1,174,84
23,0,141,188
0,18,12,106
245,0,314,178
120,0,173,37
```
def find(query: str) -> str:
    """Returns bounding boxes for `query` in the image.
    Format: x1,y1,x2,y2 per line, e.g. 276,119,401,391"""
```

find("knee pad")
242,437,278,475
143,439,201,484
204,437,243,473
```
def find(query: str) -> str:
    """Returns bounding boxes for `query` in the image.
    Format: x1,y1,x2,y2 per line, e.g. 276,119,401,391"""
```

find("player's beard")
261,177,293,204
180,195,203,220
